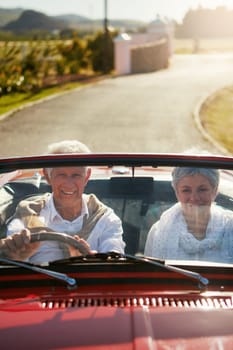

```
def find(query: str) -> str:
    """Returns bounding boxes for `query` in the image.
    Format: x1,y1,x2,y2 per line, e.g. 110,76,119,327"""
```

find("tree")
87,30,116,73
176,6,233,38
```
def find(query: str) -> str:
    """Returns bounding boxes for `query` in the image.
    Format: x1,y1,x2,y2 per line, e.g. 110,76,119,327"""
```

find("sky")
1,0,233,23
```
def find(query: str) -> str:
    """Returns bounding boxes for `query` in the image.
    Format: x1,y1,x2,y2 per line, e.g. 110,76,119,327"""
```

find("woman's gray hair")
171,167,220,190
46,140,91,177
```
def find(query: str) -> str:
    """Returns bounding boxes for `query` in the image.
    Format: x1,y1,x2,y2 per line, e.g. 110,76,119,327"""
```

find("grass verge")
199,86,233,155
0,77,102,116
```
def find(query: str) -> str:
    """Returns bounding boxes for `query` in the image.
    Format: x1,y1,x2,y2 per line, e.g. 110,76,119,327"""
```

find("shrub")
87,30,116,73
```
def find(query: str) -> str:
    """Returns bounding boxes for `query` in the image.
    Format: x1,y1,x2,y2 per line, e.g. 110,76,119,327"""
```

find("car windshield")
1,162,232,266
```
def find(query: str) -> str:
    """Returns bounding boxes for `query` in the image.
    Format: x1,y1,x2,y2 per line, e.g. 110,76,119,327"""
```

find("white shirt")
7,193,125,263
144,203,233,263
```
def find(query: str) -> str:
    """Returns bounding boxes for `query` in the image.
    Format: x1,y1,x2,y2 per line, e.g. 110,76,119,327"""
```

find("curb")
193,89,231,156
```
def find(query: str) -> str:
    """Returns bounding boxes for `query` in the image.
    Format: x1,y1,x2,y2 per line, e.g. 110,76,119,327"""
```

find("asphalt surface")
0,53,233,156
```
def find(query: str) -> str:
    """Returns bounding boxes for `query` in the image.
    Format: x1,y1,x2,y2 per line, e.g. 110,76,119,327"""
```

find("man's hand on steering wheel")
67,235,95,257
1,229,41,260
1,230,94,261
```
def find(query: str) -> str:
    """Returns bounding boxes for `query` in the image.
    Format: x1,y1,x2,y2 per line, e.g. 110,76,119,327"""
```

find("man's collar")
48,194,89,222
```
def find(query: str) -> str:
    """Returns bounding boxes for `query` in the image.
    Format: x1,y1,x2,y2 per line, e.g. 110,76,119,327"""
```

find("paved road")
0,53,233,156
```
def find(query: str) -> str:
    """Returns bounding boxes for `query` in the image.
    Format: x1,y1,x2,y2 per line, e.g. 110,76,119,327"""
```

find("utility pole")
103,0,109,73
104,0,108,34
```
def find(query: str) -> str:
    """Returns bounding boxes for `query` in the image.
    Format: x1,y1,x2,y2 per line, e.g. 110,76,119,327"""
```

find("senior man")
1,140,125,263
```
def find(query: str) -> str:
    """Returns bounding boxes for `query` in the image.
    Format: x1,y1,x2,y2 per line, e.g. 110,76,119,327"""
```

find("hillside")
55,14,90,24
0,7,146,34
0,7,23,27
3,10,66,32
56,13,146,30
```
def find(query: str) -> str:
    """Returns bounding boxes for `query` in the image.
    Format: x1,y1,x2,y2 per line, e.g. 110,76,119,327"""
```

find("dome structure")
147,15,168,36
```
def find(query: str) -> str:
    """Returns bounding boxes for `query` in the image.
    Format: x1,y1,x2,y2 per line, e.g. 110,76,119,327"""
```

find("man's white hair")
47,140,91,154
46,140,91,177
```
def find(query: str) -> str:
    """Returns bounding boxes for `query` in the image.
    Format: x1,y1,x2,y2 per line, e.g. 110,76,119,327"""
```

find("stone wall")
131,39,169,74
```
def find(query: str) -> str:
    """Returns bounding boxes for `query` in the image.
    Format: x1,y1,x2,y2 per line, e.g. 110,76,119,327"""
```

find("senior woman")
144,167,233,263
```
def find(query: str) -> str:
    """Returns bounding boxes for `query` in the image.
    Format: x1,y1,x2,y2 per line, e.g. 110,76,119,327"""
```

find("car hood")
1,296,233,350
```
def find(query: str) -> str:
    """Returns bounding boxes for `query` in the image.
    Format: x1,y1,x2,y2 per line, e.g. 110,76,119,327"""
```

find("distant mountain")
55,14,90,23
0,8,146,34
3,10,66,32
0,7,23,27
56,13,146,31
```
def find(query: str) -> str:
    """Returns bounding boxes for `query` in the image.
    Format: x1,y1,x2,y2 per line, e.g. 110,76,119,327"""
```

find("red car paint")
0,154,232,349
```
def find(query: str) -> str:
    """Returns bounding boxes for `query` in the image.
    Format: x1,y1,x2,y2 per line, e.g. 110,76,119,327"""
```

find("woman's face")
175,173,217,209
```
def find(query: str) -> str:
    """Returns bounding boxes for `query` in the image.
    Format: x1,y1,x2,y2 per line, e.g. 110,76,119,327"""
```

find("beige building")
114,15,174,75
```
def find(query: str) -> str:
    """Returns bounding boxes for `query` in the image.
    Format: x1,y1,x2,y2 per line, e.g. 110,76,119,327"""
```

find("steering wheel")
30,231,90,256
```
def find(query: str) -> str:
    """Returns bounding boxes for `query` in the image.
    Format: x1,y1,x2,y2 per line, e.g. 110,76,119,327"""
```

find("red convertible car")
0,153,232,349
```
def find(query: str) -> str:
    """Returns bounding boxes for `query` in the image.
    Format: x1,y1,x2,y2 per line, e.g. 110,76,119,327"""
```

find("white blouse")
144,203,233,263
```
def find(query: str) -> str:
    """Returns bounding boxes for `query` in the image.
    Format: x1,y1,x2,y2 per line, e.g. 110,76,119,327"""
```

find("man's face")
44,166,91,208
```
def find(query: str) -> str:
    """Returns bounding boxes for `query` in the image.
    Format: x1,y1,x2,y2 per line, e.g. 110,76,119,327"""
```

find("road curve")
0,53,233,156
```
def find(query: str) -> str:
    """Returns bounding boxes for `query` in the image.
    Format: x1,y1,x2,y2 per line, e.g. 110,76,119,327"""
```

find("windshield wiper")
125,254,209,291
49,252,209,291
0,257,77,290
